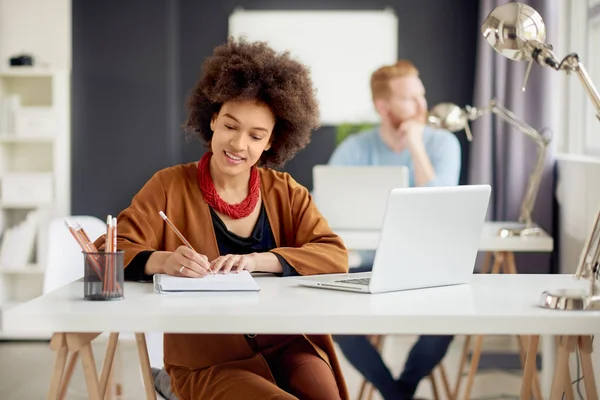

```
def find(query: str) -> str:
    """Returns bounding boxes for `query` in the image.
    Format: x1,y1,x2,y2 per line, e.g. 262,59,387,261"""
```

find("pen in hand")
159,211,215,275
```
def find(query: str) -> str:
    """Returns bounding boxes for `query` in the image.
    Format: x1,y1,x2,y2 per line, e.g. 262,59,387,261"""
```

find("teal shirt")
328,126,461,187
327,126,462,267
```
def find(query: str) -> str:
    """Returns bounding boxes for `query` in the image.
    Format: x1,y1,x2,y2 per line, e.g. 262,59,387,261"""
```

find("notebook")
153,270,260,293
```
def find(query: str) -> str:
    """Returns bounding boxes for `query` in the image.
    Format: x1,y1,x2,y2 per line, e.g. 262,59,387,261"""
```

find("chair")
42,215,106,294
356,335,453,400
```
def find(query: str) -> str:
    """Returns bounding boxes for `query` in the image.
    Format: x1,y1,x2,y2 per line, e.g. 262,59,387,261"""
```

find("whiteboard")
228,9,398,125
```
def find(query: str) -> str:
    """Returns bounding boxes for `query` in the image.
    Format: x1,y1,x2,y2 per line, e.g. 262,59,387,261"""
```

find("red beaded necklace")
197,152,261,219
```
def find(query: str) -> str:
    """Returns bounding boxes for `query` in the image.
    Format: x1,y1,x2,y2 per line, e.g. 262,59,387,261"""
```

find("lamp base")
498,227,543,238
540,289,600,311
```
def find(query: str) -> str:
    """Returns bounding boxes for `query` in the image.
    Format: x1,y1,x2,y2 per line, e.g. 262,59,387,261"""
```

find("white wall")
556,155,600,275
0,0,71,70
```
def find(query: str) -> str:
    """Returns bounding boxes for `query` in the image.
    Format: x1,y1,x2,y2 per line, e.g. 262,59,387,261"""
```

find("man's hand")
399,120,425,148
399,119,436,186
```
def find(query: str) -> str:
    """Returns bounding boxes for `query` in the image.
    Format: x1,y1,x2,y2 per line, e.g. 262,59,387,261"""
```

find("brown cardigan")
94,162,350,399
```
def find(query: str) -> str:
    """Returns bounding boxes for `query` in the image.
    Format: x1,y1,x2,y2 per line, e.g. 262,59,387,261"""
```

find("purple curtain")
469,0,559,273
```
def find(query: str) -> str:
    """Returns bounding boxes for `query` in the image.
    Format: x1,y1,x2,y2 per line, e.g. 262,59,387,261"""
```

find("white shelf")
0,63,70,340
1,265,44,275
0,0,71,341
0,202,53,209
0,67,59,78
0,134,55,143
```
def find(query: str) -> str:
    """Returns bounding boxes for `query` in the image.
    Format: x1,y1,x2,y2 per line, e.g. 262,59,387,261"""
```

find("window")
561,0,600,156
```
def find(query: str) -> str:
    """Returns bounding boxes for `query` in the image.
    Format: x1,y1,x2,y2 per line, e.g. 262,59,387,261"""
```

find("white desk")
336,221,553,252
4,274,598,400
3,274,595,335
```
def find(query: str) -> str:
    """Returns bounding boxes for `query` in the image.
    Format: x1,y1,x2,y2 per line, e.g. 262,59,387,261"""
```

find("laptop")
312,165,409,230
296,185,491,294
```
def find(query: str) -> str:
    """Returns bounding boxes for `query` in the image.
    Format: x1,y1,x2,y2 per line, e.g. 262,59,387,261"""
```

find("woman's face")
209,99,275,177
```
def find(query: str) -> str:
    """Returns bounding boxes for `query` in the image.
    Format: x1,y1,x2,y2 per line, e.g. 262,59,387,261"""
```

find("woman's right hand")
163,246,212,277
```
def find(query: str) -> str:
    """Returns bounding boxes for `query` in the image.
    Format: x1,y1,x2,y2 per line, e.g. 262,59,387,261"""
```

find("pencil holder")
83,251,124,301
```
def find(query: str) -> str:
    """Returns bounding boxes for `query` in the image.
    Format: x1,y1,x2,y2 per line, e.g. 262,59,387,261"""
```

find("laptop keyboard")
336,277,371,285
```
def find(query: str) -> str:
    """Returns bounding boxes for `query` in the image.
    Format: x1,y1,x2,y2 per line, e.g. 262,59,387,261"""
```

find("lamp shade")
427,103,467,132
481,2,546,62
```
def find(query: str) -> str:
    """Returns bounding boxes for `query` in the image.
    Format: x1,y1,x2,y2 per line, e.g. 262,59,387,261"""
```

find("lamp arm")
518,139,547,228
486,101,550,228
524,42,600,120
489,101,548,146
555,53,600,120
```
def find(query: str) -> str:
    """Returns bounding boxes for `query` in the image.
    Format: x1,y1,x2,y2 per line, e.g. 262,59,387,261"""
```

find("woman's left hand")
210,253,257,274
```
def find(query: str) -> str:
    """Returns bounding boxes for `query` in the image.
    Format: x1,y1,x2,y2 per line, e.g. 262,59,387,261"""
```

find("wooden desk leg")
458,253,504,399
47,333,68,400
505,252,518,274
453,336,471,399
578,336,598,400
99,333,119,399
438,364,453,400
491,252,504,274
49,332,125,400
550,336,577,400
135,333,158,400
520,335,541,399
480,252,492,274
79,342,102,400
429,372,440,400
461,335,484,400
58,351,79,400
505,252,543,399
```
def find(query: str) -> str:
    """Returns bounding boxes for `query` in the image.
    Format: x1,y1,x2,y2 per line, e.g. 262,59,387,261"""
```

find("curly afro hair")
184,37,320,168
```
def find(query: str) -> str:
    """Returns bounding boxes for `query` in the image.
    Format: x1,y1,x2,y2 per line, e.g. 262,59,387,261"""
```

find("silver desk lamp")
428,100,550,238
482,2,600,310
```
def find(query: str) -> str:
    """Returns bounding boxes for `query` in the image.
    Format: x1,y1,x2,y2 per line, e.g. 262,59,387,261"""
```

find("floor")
0,334,537,400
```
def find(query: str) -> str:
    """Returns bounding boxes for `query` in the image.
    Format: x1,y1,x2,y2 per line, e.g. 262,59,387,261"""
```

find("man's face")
379,75,428,130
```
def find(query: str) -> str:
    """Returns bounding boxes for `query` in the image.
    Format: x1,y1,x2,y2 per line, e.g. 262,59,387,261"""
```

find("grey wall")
72,0,479,218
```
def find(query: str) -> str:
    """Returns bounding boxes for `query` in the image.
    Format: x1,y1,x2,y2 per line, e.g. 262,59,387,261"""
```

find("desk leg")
452,336,471,399
47,332,151,400
135,333,157,400
541,335,556,398
458,253,503,399
47,333,68,400
550,336,577,400
99,333,119,398
480,252,492,274
58,350,79,400
520,335,541,399
461,335,484,400
79,342,102,400
491,252,504,274
578,336,598,400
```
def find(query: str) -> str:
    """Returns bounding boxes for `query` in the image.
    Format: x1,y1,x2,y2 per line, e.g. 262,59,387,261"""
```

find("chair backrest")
42,216,106,294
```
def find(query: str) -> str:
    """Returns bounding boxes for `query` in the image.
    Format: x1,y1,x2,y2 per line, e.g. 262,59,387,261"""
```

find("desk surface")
337,221,554,252
5,274,597,335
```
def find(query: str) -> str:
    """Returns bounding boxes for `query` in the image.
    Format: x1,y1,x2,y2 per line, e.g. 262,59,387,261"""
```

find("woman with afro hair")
94,38,350,399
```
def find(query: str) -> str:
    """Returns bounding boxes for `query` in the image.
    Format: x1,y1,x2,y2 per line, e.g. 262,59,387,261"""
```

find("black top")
124,204,298,282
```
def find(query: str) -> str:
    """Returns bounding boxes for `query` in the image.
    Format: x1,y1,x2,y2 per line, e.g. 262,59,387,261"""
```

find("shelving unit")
0,67,70,340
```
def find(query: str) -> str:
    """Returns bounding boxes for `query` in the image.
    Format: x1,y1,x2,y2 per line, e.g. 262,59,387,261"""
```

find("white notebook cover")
153,270,260,293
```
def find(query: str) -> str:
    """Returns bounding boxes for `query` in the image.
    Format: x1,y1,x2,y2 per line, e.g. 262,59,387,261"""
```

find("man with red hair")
330,60,461,400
